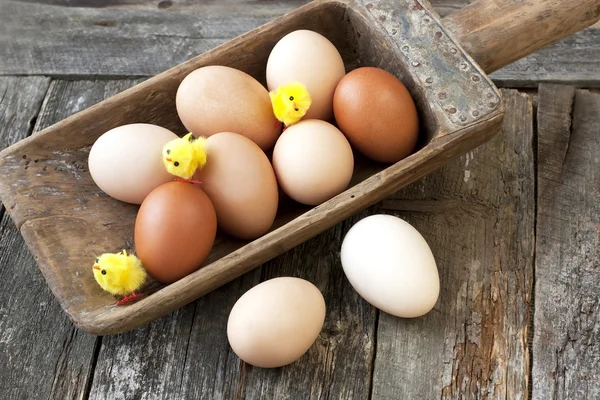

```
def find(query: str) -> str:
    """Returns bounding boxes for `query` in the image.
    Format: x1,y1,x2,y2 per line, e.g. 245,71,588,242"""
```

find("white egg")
266,30,346,121
88,123,178,204
340,214,440,318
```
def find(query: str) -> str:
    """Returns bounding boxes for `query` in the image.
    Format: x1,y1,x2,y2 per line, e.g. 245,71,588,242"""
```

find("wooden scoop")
0,0,597,334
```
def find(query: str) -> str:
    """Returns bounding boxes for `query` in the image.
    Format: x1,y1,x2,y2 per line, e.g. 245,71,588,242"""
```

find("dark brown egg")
134,181,217,283
333,67,419,163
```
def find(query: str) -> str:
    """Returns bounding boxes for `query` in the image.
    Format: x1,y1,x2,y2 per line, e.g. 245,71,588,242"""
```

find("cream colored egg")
195,132,279,240
340,215,440,318
88,124,178,204
227,277,326,368
176,66,280,151
266,30,345,121
272,119,353,205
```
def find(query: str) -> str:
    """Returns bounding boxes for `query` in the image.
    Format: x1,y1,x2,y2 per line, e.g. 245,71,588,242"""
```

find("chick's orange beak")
92,265,101,271
165,157,172,162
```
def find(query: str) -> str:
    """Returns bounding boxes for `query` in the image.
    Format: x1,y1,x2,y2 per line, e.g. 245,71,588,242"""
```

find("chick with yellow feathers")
162,132,207,182
92,250,147,306
269,82,312,128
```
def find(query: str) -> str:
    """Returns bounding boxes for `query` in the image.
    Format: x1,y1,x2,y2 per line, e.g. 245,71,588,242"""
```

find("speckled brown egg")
333,67,419,163
134,181,217,283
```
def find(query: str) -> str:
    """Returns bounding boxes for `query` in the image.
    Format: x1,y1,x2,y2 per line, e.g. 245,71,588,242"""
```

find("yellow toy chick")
162,132,208,182
269,82,312,128
92,250,147,306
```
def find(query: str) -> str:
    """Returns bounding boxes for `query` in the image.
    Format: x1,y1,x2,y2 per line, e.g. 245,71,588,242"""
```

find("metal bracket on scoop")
363,0,502,129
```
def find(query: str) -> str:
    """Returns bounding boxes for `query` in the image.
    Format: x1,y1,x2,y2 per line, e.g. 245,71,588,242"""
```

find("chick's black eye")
166,149,171,154
101,269,106,275
295,108,299,111
174,161,179,167
289,96,294,101
95,258,99,263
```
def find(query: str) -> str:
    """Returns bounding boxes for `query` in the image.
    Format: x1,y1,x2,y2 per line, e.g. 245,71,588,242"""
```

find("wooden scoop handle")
443,0,600,73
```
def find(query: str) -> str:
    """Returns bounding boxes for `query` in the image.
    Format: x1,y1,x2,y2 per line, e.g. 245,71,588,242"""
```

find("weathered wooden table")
1,1,598,399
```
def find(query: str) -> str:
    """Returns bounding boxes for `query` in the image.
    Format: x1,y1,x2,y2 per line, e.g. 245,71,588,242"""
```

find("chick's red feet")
175,177,203,185
116,292,144,306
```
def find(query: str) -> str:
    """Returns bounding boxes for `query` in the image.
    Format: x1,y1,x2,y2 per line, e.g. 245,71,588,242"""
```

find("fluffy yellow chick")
92,250,147,306
269,82,312,128
162,132,208,181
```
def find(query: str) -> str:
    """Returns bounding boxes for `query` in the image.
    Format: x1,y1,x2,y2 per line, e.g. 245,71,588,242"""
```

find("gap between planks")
532,84,600,400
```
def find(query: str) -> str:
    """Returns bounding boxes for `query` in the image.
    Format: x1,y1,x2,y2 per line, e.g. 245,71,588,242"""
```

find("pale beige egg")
272,119,354,205
88,123,177,204
227,277,326,368
176,66,280,151
195,132,279,240
266,30,346,121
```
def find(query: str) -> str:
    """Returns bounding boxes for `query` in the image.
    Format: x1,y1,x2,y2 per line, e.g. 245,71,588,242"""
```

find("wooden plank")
90,214,376,399
0,78,152,399
433,1,600,87
488,24,600,88
532,84,600,399
443,0,600,81
1,0,598,87
0,0,309,77
372,89,535,399
227,217,377,399
0,76,100,400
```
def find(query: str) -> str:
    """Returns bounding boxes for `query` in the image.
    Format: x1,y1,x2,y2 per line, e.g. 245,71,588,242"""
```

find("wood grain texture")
0,0,309,77
443,0,600,74
372,90,534,399
487,23,600,88
232,216,376,399
0,0,598,87
89,214,376,400
0,77,99,400
532,84,600,400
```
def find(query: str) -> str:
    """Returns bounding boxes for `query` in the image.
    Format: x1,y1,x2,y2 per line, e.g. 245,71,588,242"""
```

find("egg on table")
267,30,346,121
227,277,326,368
333,67,420,163
195,132,279,240
88,123,178,204
176,66,280,151
272,119,354,206
340,214,440,318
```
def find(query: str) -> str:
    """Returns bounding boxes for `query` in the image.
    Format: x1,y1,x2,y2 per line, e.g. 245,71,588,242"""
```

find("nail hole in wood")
158,0,173,9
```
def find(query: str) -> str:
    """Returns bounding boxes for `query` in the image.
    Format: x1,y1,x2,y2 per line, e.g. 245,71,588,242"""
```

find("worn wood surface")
0,0,599,87
532,84,600,399
443,0,600,74
0,77,100,400
89,214,376,399
372,90,534,399
0,0,599,399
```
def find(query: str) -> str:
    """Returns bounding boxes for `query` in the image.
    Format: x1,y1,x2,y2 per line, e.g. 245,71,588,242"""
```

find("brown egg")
333,67,419,163
134,182,217,283
195,132,279,240
176,66,280,151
